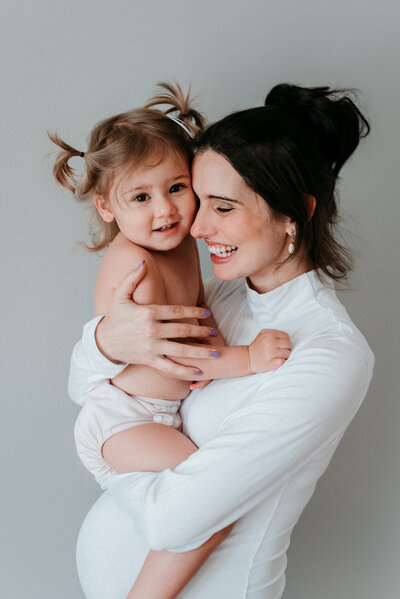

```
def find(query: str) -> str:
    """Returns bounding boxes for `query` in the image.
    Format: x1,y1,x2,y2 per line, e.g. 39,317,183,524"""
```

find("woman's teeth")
208,245,238,257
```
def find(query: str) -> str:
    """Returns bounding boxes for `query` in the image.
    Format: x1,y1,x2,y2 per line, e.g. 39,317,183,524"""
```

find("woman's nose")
190,206,214,238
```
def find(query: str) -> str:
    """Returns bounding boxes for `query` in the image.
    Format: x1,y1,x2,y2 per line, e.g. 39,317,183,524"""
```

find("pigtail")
144,81,206,140
49,82,204,253
47,131,85,194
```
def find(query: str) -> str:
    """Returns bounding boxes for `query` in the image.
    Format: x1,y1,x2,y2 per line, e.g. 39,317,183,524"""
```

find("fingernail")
209,329,218,337
135,260,144,272
194,370,203,376
202,309,211,317
209,350,220,357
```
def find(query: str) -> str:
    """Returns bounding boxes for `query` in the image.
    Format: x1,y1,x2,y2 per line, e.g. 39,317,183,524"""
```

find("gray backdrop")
1,1,399,597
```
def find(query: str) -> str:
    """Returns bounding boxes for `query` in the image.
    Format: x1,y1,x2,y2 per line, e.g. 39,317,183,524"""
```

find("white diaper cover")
74,381,182,484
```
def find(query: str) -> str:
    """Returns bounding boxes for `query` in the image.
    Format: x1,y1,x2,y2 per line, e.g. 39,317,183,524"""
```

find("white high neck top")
70,270,374,599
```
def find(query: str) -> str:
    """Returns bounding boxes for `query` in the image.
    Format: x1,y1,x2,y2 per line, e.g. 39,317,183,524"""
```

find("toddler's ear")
93,194,114,222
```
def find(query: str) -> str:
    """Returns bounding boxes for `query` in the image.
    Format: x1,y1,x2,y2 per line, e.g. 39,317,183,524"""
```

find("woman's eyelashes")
215,204,233,214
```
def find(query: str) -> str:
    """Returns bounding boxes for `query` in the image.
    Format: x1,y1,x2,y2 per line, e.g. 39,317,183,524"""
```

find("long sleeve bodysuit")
69,271,374,599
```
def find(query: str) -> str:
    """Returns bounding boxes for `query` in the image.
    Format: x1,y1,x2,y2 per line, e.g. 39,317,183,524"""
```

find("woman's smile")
191,150,295,292
206,240,238,260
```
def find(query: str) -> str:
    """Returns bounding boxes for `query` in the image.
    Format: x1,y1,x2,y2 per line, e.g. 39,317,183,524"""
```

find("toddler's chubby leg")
75,387,232,599
102,421,233,599
102,422,197,473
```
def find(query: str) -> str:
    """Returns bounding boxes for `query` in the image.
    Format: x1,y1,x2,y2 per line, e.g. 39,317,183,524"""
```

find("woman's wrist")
94,316,126,365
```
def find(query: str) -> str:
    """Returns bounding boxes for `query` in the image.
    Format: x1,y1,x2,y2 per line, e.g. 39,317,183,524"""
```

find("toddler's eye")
133,193,150,202
216,206,233,213
169,184,185,193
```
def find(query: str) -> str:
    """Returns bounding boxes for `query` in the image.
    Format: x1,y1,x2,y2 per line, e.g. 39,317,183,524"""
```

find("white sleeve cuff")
82,315,128,378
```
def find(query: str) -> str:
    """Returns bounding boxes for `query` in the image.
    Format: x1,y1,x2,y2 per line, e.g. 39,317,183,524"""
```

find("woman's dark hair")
198,83,370,281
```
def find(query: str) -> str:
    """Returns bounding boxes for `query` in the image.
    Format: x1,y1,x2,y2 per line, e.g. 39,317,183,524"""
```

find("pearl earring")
288,231,295,255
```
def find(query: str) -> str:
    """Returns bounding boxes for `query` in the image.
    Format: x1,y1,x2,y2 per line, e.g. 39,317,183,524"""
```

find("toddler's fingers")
190,380,211,390
277,339,292,350
269,357,287,369
275,331,291,341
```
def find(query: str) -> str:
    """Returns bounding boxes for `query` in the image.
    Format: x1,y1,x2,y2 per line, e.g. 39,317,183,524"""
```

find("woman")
69,84,374,598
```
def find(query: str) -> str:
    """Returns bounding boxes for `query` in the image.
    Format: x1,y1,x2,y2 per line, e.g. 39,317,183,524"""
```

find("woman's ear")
305,194,316,221
93,194,115,223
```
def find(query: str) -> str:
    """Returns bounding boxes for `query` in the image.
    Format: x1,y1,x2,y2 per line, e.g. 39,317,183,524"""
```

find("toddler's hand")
189,379,213,391
248,329,291,373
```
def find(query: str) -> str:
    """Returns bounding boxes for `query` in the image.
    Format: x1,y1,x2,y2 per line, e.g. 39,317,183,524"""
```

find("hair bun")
265,83,370,176
265,83,333,111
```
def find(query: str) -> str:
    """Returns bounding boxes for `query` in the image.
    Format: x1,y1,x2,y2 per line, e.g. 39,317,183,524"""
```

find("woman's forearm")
106,334,372,552
172,344,251,380
172,329,291,381
68,316,126,406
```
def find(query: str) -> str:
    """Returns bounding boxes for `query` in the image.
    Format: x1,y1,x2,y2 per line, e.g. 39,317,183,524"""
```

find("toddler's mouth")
154,222,178,232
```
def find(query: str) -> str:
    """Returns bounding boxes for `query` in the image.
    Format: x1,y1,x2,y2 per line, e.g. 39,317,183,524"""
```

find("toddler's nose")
155,196,177,218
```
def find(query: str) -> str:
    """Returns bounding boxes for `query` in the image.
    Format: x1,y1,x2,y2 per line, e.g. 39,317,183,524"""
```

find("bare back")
94,232,201,400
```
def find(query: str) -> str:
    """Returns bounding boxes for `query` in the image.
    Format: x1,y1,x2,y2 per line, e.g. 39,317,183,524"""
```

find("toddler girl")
50,83,291,598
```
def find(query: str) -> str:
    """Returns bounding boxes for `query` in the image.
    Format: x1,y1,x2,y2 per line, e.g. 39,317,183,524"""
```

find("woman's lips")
207,242,238,263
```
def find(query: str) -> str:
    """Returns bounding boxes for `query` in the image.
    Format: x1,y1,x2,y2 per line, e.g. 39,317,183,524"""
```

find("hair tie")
166,114,193,138
80,151,85,158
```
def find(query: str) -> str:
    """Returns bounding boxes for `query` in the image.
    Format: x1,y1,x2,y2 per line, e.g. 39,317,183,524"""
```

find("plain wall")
1,1,399,597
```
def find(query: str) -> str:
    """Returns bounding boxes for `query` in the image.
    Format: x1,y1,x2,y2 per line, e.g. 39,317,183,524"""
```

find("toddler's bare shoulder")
100,233,157,280
96,234,158,296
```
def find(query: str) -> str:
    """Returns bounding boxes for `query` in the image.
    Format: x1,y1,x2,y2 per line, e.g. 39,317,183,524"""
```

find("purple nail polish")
209,329,218,337
135,259,144,272
202,309,211,317
209,350,220,357
194,370,203,376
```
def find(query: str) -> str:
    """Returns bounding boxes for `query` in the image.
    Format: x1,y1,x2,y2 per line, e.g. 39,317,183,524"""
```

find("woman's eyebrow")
208,194,241,204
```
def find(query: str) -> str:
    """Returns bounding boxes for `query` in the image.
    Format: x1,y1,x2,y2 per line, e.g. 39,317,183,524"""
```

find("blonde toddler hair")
49,83,205,251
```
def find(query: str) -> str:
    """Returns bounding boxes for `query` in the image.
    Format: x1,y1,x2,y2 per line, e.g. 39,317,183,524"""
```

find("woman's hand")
95,262,219,378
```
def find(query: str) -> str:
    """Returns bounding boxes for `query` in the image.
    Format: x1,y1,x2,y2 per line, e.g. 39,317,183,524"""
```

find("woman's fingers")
114,262,148,302
148,304,214,322
151,356,204,380
156,322,215,340
161,339,220,360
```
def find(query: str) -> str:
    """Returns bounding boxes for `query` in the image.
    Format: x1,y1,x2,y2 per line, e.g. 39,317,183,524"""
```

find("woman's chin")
212,263,240,280
210,252,241,279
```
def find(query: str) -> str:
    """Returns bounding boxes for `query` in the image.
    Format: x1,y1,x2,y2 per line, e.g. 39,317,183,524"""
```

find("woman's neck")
248,254,314,294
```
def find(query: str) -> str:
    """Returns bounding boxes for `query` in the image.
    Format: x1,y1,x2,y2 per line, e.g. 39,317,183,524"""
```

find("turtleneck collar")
245,270,324,316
